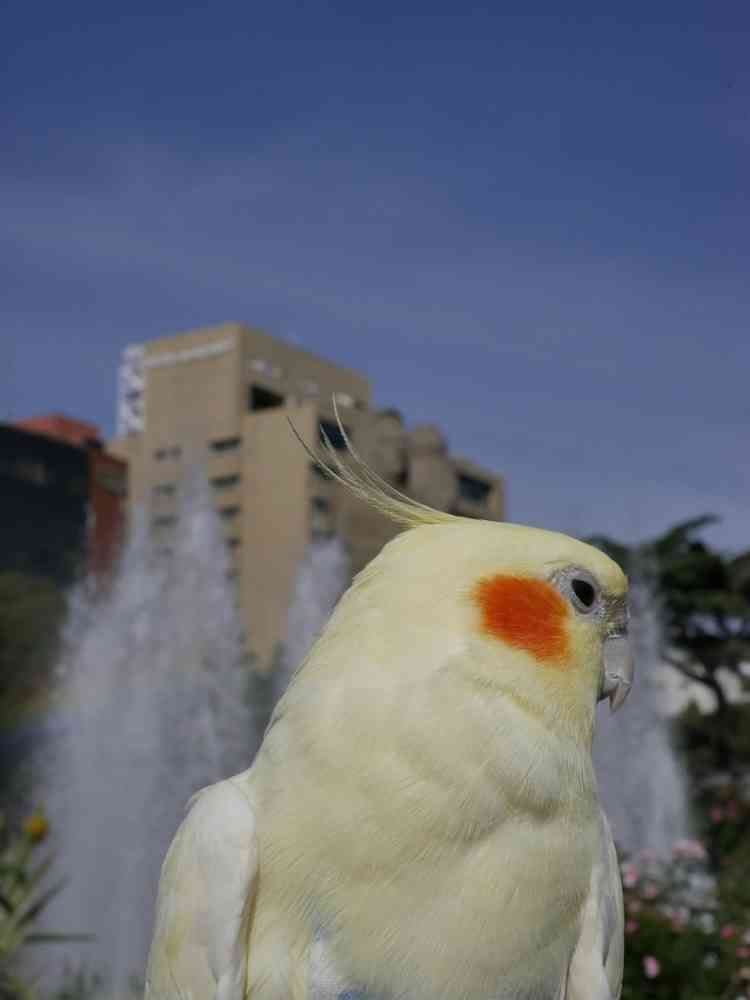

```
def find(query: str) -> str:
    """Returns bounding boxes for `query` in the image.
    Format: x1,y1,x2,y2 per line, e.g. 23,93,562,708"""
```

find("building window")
155,446,181,460
226,537,241,549
449,507,480,519
319,420,349,451
153,483,176,497
153,515,177,527
219,505,240,520
211,474,240,490
311,495,333,538
210,436,240,452
11,460,48,485
457,474,492,504
249,385,285,411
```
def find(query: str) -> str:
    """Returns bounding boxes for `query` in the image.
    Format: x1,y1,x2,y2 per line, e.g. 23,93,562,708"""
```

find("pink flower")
622,864,639,888
643,955,661,979
711,805,725,823
737,946,750,959
721,924,737,940
672,838,707,860
625,919,639,935
643,882,659,900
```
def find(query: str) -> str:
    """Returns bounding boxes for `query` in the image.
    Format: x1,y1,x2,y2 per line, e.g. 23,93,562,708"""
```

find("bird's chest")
253,707,598,1000
301,816,592,1000
308,935,370,999
306,931,570,1000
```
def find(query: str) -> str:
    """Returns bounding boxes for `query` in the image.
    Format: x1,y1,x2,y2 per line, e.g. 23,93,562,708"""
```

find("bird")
144,414,633,1000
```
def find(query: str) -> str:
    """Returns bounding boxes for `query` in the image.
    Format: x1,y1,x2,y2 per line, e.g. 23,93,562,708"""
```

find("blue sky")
3,2,749,550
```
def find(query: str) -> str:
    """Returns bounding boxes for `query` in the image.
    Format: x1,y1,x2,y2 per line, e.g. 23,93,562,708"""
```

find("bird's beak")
599,630,633,713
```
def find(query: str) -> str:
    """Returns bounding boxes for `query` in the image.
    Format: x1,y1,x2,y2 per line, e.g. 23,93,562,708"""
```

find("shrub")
620,837,750,999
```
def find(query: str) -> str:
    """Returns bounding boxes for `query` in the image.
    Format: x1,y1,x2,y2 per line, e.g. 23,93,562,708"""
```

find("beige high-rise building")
111,323,504,673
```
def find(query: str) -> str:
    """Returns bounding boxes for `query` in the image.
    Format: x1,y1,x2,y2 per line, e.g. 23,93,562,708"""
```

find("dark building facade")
0,424,90,582
1,417,127,583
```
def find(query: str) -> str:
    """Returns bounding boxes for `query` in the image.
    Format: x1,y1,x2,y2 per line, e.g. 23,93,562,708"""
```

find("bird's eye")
571,576,597,611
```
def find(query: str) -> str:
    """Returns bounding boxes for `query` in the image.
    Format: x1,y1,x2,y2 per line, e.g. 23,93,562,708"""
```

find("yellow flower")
23,811,49,843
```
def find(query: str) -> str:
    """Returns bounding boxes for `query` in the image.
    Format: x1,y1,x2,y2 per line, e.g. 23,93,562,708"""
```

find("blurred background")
2,3,749,998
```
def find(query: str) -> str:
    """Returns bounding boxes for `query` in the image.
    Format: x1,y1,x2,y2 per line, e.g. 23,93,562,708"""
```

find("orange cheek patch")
472,575,570,665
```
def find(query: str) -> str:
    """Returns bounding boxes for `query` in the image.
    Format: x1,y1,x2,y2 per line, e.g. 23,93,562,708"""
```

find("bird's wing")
565,809,624,1000
144,777,257,1000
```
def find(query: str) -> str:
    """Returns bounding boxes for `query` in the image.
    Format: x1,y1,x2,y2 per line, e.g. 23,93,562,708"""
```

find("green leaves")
0,572,66,725
591,517,750,712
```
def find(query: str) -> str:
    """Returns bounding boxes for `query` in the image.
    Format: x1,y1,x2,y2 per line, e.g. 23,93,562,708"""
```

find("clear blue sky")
3,2,749,550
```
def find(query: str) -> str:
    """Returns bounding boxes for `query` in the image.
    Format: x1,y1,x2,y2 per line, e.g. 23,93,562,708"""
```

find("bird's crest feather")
288,399,460,530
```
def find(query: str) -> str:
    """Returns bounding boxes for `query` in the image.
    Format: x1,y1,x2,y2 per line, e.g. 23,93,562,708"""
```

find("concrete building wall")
240,404,317,671
111,322,505,673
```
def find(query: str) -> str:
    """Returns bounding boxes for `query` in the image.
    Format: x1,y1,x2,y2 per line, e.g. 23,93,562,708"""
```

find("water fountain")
593,567,690,855
39,468,254,996
273,535,351,705
36,477,353,996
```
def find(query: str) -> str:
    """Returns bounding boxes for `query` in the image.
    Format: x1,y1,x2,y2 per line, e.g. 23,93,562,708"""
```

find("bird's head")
292,411,632,744
344,520,631,742
464,523,631,716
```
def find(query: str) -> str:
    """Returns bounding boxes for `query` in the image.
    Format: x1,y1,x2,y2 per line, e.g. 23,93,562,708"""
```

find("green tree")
0,572,66,725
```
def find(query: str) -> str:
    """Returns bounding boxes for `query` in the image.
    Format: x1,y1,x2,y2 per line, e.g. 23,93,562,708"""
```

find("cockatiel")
145,418,633,1000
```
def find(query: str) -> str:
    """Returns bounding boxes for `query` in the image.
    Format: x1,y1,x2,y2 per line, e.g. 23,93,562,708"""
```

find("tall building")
110,323,504,672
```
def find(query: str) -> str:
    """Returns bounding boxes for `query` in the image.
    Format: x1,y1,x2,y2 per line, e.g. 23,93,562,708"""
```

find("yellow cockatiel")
145,420,633,1000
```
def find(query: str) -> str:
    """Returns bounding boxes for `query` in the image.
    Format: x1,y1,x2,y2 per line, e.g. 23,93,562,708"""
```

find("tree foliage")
590,516,750,770
0,573,66,723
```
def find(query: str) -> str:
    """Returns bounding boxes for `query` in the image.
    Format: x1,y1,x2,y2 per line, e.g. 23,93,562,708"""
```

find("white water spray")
274,536,351,704
594,569,690,855
40,469,254,995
